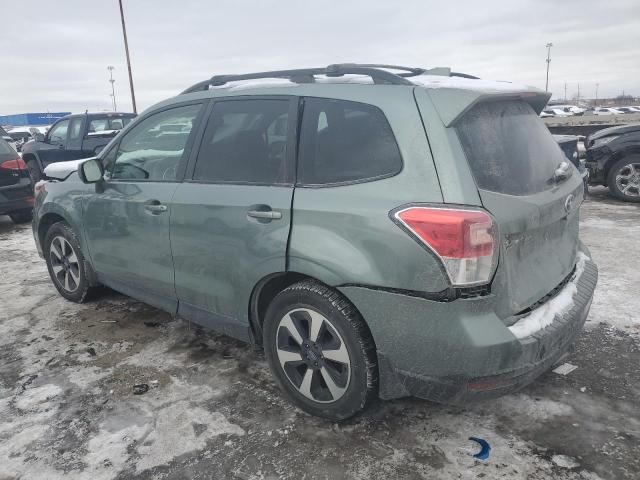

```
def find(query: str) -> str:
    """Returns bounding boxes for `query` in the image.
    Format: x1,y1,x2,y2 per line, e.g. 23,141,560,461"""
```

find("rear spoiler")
426,87,551,127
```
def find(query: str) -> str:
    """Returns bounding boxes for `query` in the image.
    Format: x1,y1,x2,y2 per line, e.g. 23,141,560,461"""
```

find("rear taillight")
0,158,27,170
393,206,498,286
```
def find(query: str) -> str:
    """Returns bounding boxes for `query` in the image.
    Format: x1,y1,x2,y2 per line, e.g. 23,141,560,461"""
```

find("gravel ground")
0,186,638,480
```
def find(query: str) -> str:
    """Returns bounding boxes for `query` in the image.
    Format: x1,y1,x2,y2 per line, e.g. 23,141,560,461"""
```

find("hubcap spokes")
616,163,640,197
50,236,80,292
276,308,350,403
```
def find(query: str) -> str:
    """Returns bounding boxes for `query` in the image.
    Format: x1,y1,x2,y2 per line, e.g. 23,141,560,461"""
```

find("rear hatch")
454,100,583,318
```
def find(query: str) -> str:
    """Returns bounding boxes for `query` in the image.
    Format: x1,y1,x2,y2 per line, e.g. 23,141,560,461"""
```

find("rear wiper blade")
554,161,572,183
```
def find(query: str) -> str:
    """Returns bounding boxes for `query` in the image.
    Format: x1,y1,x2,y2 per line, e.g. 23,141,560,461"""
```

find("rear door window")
298,98,402,185
192,99,291,184
455,100,569,196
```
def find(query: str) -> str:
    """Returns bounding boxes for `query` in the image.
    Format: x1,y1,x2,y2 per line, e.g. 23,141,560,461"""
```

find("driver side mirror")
34,132,45,142
78,158,104,184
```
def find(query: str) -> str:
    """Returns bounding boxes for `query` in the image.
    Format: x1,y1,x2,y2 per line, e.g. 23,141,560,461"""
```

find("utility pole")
564,82,567,102
577,83,580,105
545,42,553,92
107,66,117,111
595,83,599,107
118,0,137,113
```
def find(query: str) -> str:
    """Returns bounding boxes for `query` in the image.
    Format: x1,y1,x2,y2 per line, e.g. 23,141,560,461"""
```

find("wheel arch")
249,271,312,345
605,146,640,177
248,271,375,347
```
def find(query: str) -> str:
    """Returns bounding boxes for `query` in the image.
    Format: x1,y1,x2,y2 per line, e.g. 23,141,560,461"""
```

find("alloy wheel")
276,308,351,403
49,236,81,293
615,162,640,197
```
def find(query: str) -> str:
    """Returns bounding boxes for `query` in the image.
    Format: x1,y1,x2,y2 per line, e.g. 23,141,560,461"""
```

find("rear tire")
263,280,377,421
9,209,32,224
607,155,640,202
25,158,42,183
44,222,94,303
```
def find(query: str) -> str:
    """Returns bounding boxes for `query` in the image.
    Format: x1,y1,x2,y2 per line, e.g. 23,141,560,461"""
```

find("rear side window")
456,100,569,196
0,138,13,154
298,98,402,185
193,99,290,184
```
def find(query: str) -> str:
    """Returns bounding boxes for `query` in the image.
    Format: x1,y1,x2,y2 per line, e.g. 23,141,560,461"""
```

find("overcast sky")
1,0,639,115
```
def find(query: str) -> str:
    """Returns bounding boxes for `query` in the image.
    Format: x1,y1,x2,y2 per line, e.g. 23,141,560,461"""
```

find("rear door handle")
247,210,282,220
144,201,168,214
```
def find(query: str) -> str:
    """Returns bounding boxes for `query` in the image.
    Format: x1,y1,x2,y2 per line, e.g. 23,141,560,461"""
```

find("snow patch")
135,401,245,472
508,252,589,339
43,159,88,180
15,384,63,411
411,74,536,93
551,454,580,469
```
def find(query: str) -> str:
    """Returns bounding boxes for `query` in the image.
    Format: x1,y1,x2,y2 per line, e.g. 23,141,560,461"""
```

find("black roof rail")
180,64,479,94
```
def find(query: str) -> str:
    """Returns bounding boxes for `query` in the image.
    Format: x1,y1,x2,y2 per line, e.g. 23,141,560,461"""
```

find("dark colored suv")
0,137,33,223
32,64,597,420
585,123,640,202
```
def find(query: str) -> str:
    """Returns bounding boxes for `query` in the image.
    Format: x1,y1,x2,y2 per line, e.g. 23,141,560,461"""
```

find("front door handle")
144,201,168,214
247,209,282,220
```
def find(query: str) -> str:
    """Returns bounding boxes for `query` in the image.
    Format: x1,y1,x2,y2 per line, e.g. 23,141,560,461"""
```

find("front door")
37,119,72,168
171,97,297,339
83,103,205,312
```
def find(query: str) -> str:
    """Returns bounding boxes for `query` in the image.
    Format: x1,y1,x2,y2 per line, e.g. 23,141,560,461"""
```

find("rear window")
298,98,402,185
88,117,133,134
0,138,13,154
456,100,568,196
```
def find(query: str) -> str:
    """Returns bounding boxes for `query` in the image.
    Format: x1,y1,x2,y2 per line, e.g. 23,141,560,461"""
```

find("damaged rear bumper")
338,247,598,405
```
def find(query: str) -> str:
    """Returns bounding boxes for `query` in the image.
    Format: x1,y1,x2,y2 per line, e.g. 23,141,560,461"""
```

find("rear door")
454,100,584,318
171,96,297,339
83,102,205,312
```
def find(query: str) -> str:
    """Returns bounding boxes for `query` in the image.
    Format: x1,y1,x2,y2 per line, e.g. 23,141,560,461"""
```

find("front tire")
264,280,377,420
44,222,94,303
607,155,640,202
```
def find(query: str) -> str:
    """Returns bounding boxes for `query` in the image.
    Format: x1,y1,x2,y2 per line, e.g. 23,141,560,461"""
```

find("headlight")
591,135,619,148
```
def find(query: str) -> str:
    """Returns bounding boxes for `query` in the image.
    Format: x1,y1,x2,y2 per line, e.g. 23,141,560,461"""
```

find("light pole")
118,0,137,113
107,66,117,111
595,83,599,107
545,42,553,92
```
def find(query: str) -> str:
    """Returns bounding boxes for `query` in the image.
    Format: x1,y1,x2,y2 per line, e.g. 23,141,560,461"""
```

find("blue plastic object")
469,437,491,460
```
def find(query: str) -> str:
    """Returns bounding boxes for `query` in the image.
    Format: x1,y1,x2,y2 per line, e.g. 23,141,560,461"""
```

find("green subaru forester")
32,64,598,420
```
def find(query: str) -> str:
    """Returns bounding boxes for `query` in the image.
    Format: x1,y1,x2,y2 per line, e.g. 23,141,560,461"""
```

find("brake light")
0,158,27,170
393,206,498,286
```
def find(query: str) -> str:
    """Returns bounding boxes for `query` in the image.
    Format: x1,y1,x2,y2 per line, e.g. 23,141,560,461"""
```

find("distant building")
0,112,71,127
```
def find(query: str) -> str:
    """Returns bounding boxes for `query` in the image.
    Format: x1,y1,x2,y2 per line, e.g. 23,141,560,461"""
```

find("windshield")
455,100,569,196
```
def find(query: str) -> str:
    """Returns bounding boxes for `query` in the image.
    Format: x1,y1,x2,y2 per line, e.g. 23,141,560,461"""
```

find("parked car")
32,64,597,420
616,106,640,114
593,107,625,116
548,105,585,116
541,108,573,118
585,123,640,202
553,134,589,195
5,126,45,152
21,112,136,182
0,137,34,223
